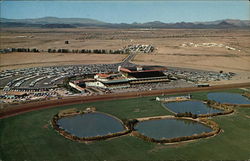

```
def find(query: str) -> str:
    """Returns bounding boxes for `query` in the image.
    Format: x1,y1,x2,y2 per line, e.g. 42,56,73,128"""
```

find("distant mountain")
0,17,249,29
41,24,77,28
0,17,107,25
194,19,250,27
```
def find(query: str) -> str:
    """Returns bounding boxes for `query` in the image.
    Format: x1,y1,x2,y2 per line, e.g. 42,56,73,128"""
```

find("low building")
156,94,192,102
85,81,106,89
68,82,85,93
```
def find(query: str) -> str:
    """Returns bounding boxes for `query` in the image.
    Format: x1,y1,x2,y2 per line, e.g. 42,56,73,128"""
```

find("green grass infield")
0,88,250,160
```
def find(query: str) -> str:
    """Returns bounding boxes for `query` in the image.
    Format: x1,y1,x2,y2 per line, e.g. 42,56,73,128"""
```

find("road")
120,52,137,67
1,82,250,119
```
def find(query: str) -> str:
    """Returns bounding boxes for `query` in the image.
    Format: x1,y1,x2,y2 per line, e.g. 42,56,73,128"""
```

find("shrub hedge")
132,118,220,144
51,111,131,142
51,109,221,144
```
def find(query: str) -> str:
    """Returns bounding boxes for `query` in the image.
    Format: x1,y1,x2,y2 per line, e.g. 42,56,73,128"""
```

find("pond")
57,112,125,138
135,118,212,140
207,92,250,104
163,100,222,115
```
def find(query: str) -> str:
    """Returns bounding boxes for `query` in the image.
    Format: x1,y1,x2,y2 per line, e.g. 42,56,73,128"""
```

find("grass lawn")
0,89,249,160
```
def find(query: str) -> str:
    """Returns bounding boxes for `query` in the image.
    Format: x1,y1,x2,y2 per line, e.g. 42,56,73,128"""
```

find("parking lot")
0,63,120,90
0,60,235,106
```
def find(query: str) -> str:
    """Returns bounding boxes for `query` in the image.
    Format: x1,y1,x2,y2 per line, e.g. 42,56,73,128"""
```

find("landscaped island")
51,108,131,142
52,108,220,144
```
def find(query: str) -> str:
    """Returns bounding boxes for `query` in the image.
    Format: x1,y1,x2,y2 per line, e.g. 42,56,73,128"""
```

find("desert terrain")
0,52,126,71
1,28,249,84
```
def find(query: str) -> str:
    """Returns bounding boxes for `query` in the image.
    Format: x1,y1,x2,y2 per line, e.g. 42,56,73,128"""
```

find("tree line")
48,48,128,54
0,47,129,54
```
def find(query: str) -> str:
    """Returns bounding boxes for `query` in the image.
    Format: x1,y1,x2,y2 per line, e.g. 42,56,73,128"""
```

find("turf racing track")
1,82,250,119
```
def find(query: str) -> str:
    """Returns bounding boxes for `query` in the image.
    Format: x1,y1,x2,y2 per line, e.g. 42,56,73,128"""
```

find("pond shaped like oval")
163,100,222,115
57,112,125,138
208,92,250,105
135,119,212,140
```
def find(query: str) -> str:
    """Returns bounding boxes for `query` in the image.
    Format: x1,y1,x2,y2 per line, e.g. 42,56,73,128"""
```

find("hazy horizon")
1,1,249,23
1,16,249,24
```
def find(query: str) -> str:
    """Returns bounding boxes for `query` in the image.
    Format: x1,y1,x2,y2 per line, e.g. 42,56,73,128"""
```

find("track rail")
1,82,250,119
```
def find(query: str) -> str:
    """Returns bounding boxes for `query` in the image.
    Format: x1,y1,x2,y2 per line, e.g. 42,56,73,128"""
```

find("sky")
0,1,249,23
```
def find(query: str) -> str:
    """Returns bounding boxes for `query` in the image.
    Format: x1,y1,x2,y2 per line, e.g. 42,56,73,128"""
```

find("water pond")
57,112,125,138
208,92,250,104
135,118,212,140
163,100,222,115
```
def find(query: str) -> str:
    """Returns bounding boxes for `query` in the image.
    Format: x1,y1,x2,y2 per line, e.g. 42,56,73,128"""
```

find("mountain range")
1,17,249,29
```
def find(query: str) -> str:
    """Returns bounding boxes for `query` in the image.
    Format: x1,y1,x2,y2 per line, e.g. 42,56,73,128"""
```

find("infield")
0,89,250,160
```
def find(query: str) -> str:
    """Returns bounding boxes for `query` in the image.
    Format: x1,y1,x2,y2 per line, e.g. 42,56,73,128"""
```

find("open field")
1,28,250,54
1,28,250,83
0,52,126,71
0,88,250,160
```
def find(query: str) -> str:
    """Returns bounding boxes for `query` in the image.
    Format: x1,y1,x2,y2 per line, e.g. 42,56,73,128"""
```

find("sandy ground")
0,52,127,71
0,28,135,50
1,28,249,84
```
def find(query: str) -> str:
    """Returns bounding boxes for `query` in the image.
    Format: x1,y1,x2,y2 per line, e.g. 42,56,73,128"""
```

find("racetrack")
1,82,250,119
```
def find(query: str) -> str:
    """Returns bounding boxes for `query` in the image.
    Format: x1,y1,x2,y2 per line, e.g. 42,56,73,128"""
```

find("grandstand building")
119,66,170,84
94,73,130,89
70,65,170,92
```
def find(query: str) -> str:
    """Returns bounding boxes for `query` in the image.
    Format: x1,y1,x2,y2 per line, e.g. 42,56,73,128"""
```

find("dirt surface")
1,28,135,50
0,52,126,71
1,82,250,119
1,27,249,82
1,28,249,67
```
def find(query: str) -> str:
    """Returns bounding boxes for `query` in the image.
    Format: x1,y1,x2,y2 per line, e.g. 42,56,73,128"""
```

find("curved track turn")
1,82,250,119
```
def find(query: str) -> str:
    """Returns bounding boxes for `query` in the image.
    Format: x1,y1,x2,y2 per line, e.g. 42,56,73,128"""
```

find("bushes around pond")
169,99,234,118
242,92,250,99
52,108,220,144
52,98,238,144
175,112,198,119
51,108,131,143
173,100,235,118
201,100,234,117
162,99,235,119
133,97,248,144
51,107,220,143
122,118,139,131
132,117,220,144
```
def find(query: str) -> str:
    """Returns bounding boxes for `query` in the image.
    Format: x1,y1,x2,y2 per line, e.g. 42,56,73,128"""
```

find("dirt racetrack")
1,82,250,119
